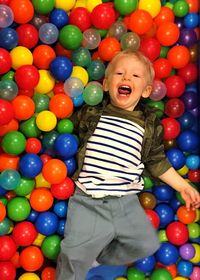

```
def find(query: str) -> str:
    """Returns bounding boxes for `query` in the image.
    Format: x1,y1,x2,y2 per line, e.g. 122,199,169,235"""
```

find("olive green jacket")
71,97,172,183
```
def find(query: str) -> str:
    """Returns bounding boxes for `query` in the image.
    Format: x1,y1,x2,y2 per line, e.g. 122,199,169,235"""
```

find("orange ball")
42,159,67,184
11,95,35,120
49,94,74,119
167,45,190,69
0,119,19,137
154,7,175,26
19,246,44,272
176,205,196,224
185,0,199,13
0,202,6,222
129,9,153,35
41,267,56,280
30,188,54,212
0,153,20,172
33,45,56,69
9,0,34,24
98,37,121,61
156,22,180,46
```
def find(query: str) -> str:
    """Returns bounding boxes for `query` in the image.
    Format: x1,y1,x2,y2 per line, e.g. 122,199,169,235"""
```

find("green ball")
57,119,74,134
14,177,35,196
59,25,83,50
176,191,185,204
87,60,106,81
114,0,138,15
143,176,154,189
150,269,172,280
160,46,169,58
127,267,145,280
42,130,59,152
158,229,168,242
20,116,41,138
33,93,50,113
32,0,55,15
173,0,189,17
72,47,91,67
96,28,108,38
0,197,8,206
187,222,200,239
2,131,26,155
0,218,12,236
145,100,165,118
83,84,103,106
7,197,31,222
1,70,15,81
41,234,61,260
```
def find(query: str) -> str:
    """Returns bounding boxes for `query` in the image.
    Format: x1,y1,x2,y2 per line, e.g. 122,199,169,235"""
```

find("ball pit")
0,1,199,280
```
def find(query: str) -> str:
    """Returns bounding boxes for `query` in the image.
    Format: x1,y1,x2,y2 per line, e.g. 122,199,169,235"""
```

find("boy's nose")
122,73,131,81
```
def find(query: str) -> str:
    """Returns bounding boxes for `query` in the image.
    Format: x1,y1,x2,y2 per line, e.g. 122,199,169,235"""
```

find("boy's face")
103,55,152,111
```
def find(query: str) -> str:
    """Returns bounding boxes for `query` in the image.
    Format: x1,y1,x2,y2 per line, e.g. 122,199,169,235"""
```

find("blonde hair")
104,50,155,85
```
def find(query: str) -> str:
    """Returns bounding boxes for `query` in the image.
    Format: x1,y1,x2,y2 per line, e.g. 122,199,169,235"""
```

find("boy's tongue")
118,85,132,96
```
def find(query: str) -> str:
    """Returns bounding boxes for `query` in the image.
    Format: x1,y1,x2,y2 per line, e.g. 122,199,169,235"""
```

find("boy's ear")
142,85,153,98
103,78,109,91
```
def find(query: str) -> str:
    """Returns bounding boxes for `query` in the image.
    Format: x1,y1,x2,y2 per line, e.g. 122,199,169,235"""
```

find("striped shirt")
76,115,145,197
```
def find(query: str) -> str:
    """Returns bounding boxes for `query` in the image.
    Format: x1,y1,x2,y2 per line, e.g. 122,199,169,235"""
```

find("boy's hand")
180,186,200,211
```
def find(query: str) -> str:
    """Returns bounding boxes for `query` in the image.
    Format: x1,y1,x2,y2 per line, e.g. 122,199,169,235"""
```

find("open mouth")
118,85,132,96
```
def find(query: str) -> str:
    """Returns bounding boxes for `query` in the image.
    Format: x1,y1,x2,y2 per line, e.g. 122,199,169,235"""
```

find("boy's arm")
158,167,200,210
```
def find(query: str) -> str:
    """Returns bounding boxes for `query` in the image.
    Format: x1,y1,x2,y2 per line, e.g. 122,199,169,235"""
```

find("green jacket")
71,97,172,183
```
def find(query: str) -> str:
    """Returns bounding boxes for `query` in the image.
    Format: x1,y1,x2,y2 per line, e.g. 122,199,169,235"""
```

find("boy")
56,50,200,280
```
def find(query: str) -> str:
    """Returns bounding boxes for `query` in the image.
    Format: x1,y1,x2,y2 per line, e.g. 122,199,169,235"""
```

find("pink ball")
190,266,200,280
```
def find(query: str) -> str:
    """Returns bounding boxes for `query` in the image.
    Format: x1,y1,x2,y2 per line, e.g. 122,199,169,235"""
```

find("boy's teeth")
118,85,132,95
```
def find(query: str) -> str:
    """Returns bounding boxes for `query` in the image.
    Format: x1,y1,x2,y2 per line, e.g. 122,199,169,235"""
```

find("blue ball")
27,209,39,223
155,242,179,265
186,154,200,170
152,185,174,201
170,197,182,212
49,8,69,29
134,255,156,273
63,157,77,176
57,219,66,236
0,27,18,50
178,112,195,130
0,169,21,190
19,153,43,178
184,13,199,28
0,186,7,196
166,148,186,169
72,94,84,107
53,201,68,218
54,133,78,159
177,260,193,278
50,56,73,81
177,130,199,152
154,203,174,228
35,211,59,236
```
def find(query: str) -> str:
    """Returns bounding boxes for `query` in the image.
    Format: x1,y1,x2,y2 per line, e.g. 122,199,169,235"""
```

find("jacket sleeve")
144,118,172,178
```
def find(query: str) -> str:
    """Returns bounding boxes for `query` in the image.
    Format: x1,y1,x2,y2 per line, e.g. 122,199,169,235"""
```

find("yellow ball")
86,0,102,12
34,70,55,94
55,0,76,11
33,233,46,247
115,278,127,280
190,243,200,263
194,209,199,222
10,46,33,70
177,165,189,176
173,277,188,280
18,273,40,280
138,0,161,18
35,173,50,188
36,110,57,132
74,0,87,8
71,66,89,86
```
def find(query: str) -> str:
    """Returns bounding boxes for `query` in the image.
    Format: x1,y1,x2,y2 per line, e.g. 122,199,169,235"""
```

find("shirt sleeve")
144,118,172,178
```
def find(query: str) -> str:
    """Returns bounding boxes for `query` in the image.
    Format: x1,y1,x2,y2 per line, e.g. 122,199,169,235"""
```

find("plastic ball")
166,148,186,169
154,6,175,26
108,21,127,40
14,65,39,90
64,77,84,98
16,23,39,49
9,0,34,23
179,243,195,260
72,94,84,107
19,153,43,178
69,7,91,31
156,22,180,46
49,94,73,119
42,159,67,184
153,185,174,201
12,221,37,247
173,0,189,17
39,23,59,45
165,75,185,98
177,205,196,224
161,118,180,140
49,8,69,29
184,12,199,28
50,56,72,81
0,4,14,27
0,99,14,126
54,133,78,159
82,28,101,50
150,80,167,101
57,119,74,134
53,201,68,218
71,65,89,86
33,45,56,69
19,246,44,272
177,130,199,153
145,209,160,229
32,0,54,14
0,202,6,222
178,28,197,47
41,234,61,260
178,63,198,84
59,24,83,50
167,45,190,69
30,188,54,212
0,236,16,261
140,37,160,61
181,91,198,111
155,203,175,228
98,36,121,61
134,255,156,273
0,152,19,172
10,46,33,70
18,272,40,280
71,47,91,67
150,268,173,280
114,0,138,15
165,98,185,118
153,58,172,80
1,130,26,155
0,80,18,100
155,242,179,265
87,60,105,81
7,197,31,221
0,169,21,191
166,220,189,246
186,155,199,170
83,83,104,106
35,211,59,236
0,261,16,280
129,9,153,35
138,0,161,18
51,177,74,200
14,176,35,196
90,3,116,29
41,267,56,280
190,266,200,280
177,260,193,278
138,192,156,209
0,48,12,74
0,27,18,50
120,31,140,51
36,110,57,132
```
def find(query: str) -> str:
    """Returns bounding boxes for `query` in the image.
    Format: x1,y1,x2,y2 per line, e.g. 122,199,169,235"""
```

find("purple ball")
179,243,195,260
178,28,197,47
181,91,198,110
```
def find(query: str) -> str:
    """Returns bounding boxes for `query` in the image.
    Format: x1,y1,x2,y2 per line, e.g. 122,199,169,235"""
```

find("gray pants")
56,189,160,280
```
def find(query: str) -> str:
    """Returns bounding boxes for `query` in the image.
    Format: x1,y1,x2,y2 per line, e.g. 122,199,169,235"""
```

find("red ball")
166,221,189,245
161,117,181,140
53,82,65,95
154,6,175,26
91,3,116,29
49,94,74,119
14,65,39,90
51,177,74,200
12,221,37,246
69,7,91,32
178,63,198,84
0,99,14,126
156,22,180,46
188,169,200,183
129,9,153,35
0,261,16,280
153,58,172,79
98,37,121,61
165,75,186,98
16,23,39,49
19,246,44,271
0,48,12,74
145,209,160,229
25,137,42,154
0,236,16,261
9,0,34,24
176,205,196,224
165,98,185,118
140,37,161,61
167,45,190,69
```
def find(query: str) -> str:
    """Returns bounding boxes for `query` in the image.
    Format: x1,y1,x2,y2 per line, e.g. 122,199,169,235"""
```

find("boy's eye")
133,74,139,78
116,72,123,75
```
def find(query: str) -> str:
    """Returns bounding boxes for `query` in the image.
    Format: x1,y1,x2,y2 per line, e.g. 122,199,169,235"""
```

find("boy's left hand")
180,186,200,211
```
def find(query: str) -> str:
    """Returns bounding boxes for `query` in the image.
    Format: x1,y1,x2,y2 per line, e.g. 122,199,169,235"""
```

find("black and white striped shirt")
76,115,145,197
